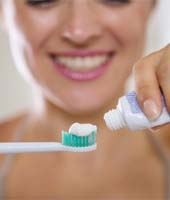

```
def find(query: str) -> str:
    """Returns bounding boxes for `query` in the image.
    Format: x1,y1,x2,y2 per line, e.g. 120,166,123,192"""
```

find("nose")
60,2,102,46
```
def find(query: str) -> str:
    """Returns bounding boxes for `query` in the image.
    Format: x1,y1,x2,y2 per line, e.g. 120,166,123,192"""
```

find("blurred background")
0,0,170,120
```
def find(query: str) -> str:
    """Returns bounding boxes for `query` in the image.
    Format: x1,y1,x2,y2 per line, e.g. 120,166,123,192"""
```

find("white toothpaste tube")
104,91,170,131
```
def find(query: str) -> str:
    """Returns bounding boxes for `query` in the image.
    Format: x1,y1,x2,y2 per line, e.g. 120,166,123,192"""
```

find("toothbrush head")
62,130,97,147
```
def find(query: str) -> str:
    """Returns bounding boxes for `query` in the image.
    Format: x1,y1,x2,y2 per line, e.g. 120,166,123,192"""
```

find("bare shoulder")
0,112,28,142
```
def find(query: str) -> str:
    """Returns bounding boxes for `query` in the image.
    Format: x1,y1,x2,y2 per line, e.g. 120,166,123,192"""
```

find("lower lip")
52,55,113,81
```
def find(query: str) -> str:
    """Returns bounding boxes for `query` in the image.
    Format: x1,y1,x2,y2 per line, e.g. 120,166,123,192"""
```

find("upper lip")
50,50,114,57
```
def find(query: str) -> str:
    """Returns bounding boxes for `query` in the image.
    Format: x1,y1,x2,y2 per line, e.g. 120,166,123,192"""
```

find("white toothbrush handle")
0,142,96,154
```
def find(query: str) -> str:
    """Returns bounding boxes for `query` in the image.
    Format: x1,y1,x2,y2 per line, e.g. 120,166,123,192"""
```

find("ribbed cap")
104,109,126,130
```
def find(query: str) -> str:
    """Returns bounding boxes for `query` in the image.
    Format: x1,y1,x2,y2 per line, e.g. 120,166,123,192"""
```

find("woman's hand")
133,44,170,131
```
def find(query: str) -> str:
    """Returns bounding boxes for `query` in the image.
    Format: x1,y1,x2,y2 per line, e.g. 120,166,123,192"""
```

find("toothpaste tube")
104,91,170,131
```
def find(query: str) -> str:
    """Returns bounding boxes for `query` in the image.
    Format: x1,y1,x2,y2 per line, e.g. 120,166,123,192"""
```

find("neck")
28,88,125,138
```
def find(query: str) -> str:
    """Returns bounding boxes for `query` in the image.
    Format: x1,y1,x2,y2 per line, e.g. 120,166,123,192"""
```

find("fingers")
156,45,170,113
132,46,167,122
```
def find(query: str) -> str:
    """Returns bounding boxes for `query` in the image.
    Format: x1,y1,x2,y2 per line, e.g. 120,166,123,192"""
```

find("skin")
0,0,170,199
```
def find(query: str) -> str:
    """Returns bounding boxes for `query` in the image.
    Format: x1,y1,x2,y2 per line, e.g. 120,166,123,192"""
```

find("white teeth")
55,55,109,71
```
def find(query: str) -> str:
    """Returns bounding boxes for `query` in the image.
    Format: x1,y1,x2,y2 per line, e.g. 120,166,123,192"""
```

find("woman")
0,0,170,199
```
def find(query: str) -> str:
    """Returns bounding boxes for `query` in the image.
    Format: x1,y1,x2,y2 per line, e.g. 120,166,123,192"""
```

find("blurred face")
1,0,153,115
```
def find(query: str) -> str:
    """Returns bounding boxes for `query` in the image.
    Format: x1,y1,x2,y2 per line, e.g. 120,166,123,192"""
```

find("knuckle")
136,84,154,102
158,64,170,81
132,60,144,75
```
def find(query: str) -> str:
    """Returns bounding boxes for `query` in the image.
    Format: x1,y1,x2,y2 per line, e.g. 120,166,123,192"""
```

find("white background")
0,0,170,119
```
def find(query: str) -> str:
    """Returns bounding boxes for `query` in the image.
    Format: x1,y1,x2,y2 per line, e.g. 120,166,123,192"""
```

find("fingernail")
143,99,160,121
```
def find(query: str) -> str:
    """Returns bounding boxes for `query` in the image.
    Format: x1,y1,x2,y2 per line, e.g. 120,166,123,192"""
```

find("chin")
45,86,115,116
61,100,106,116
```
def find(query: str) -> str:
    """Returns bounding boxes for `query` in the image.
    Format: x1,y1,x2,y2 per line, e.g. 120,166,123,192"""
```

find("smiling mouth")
50,51,114,81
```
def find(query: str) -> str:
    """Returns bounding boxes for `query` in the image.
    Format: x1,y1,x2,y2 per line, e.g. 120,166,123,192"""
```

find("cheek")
10,11,59,80
113,18,145,47
15,8,61,54
100,9,148,51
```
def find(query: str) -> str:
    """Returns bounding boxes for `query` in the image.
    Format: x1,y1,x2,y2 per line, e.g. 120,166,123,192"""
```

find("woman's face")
1,0,153,115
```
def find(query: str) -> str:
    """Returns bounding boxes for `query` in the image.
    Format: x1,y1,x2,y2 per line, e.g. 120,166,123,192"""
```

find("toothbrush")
0,126,97,154
0,142,97,154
